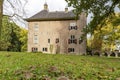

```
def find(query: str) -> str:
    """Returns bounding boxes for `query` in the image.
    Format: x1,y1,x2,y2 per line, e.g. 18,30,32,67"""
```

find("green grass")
0,51,120,80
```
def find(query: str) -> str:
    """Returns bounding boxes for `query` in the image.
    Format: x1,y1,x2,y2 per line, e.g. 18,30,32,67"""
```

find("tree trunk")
0,0,3,51
0,0,3,40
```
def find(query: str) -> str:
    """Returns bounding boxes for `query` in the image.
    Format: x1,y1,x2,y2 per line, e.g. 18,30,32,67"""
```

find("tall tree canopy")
0,0,3,40
0,0,28,40
87,14,120,52
66,0,120,33
0,16,28,51
0,0,28,51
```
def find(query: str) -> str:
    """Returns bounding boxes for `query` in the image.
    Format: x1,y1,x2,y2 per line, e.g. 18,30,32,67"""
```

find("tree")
65,0,120,33
0,16,11,50
0,16,28,52
102,14,120,51
0,0,28,40
0,0,3,40
7,22,22,52
3,0,28,24
87,14,120,53
19,28,28,52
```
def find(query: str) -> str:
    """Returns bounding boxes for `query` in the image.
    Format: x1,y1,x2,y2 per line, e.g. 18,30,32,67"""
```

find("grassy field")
0,52,120,80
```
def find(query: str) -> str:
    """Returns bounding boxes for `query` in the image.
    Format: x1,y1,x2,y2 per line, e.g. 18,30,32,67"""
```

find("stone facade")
26,3,87,55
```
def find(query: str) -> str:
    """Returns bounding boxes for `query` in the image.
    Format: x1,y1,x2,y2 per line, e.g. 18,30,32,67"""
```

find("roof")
25,10,78,21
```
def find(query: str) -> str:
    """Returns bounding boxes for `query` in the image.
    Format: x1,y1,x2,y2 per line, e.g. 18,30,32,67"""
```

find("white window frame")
33,35,38,44
69,22,77,30
34,23,39,31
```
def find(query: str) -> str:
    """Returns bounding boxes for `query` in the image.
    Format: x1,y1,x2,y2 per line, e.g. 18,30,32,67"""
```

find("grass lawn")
0,51,120,80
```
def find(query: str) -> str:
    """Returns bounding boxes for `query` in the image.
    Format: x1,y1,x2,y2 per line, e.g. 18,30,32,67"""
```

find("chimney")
65,7,68,13
44,3,48,10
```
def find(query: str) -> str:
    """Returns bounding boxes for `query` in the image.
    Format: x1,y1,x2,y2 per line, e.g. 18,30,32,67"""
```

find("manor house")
26,3,87,54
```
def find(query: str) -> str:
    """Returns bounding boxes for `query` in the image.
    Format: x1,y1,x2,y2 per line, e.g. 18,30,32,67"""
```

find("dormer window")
69,22,77,30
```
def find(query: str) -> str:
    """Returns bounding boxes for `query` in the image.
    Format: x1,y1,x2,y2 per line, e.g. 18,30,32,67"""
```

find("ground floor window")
32,47,38,52
68,48,75,53
43,48,48,52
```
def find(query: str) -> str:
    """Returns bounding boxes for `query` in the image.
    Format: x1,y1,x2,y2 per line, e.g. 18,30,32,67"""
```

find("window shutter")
32,48,34,52
68,39,71,44
69,26,71,30
79,39,83,44
76,26,77,30
73,48,75,52
75,39,77,44
45,48,46,51
68,48,70,52
56,39,59,43
43,48,44,51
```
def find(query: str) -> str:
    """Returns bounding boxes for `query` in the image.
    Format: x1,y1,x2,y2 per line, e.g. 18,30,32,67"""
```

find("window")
48,39,50,43
79,39,83,44
43,48,48,52
32,47,38,52
34,23,39,31
34,35,38,44
71,35,75,39
79,38,83,44
68,35,77,44
68,39,77,44
69,23,77,30
56,38,59,43
68,48,75,52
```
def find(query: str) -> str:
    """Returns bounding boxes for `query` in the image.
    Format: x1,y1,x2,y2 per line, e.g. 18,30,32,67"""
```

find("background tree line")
0,16,27,52
87,13,120,54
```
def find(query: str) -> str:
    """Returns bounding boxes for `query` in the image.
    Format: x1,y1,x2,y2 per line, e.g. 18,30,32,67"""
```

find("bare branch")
3,0,28,28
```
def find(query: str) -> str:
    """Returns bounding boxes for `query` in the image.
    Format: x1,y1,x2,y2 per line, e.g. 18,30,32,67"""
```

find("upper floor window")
34,23,39,31
68,35,77,44
68,39,77,44
33,35,38,44
56,38,59,43
48,39,50,43
79,38,83,44
69,22,77,30
71,35,75,39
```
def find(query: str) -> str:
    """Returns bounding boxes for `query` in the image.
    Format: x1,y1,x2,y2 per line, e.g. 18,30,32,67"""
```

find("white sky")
24,0,92,28
4,0,119,28
25,0,69,17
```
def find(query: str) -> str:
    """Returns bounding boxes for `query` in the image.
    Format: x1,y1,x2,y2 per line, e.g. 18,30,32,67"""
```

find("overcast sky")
4,0,119,28
24,0,92,27
25,0,69,17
